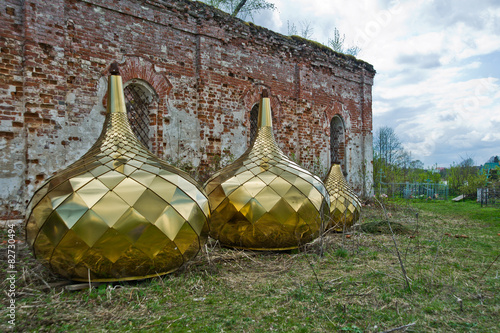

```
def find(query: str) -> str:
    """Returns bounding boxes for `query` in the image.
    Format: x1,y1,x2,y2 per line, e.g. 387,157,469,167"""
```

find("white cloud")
254,0,500,166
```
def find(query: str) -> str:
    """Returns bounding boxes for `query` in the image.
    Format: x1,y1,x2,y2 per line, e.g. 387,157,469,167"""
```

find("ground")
0,199,498,332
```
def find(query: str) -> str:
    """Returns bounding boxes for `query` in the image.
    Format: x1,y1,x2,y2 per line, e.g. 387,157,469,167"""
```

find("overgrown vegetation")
1,198,498,332
373,126,496,199
446,159,488,198
197,0,361,57
198,0,275,20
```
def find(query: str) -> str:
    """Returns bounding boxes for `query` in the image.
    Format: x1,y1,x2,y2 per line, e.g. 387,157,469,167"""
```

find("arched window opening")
330,115,345,166
123,82,156,149
250,103,259,143
249,102,276,144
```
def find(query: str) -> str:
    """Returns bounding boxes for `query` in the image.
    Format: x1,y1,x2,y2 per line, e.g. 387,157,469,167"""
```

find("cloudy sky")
250,0,500,167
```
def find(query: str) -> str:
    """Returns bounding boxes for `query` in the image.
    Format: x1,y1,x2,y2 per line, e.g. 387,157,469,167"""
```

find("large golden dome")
25,64,209,281
204,93,330,250
324,163,361,232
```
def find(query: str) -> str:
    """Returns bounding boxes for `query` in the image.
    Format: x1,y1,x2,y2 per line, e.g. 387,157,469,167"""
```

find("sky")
249,0,500,167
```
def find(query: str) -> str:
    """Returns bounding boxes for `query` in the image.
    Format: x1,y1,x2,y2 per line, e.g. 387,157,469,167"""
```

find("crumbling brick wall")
0,0,375,221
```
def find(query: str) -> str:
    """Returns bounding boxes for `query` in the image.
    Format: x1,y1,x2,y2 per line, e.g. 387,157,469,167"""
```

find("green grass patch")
1,200,498,332
411,199,499,226
360,220,411,234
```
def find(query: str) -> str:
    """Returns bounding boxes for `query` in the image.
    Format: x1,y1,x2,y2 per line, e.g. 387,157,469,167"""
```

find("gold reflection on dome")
25,63,209,282
324,163,361,232
204,94,330,250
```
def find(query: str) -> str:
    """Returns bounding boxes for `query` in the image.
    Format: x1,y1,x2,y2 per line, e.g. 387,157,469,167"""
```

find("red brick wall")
1,0,25,219
0,0,375,220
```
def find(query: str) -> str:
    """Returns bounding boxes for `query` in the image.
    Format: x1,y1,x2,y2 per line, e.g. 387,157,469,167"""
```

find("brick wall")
0,0,375,220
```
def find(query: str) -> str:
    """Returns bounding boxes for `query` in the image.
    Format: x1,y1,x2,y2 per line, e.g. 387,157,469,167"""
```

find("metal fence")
478,185,500,207
376,182,449,200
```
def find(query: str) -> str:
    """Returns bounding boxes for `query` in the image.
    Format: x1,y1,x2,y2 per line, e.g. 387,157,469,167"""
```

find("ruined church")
0,0,375,221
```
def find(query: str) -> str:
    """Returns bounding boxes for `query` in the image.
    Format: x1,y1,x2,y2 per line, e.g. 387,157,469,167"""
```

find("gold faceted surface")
204,97,330,250
324,164,361,232
25,73,209,282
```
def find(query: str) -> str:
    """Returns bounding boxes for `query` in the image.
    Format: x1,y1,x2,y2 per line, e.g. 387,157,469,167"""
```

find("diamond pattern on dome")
66,173,92,189
115,163,137,176
155,205,186,241
35,194,56,219
282,186,308,212
133,189,168,223
173,223,199,257
257,171,278,185
134,225,171,259
170,188,199,220
89,165,112,178
55,193,89,229
46,181,74,209
244,177,268,197
91,191,131,227
204,98,330,250
213,198,238,224
71,210,109,247
76,179,109,208
25,73,210,282
324,164,361,232
40,211,69,246
221,177,242,196
98,170,127,190
306,187,325,211
53,229,90,262
254,186,281,212
268,177,293,196
113,208,151,243
187,206,209,236
91,228,133,263
227,185,254,211
240,199,267,224
149,177,177,202
129,169,157,187
113,177,146,206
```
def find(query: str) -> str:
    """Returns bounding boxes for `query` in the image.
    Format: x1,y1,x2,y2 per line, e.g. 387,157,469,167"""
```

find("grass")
0,198,498,332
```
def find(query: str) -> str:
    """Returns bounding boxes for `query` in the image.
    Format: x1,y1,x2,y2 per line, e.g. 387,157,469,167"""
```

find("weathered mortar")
0,0,375,220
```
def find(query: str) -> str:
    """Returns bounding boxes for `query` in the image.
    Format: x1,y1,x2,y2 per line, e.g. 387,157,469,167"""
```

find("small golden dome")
324,163,361,232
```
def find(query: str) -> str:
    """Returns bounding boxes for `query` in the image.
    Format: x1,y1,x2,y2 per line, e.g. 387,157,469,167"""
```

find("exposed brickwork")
0,0,375,220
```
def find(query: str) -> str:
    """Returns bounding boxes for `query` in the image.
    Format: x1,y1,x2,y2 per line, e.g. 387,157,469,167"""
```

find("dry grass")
0,199,498,332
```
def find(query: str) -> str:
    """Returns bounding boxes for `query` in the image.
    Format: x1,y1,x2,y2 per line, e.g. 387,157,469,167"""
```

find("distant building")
480,156,500,181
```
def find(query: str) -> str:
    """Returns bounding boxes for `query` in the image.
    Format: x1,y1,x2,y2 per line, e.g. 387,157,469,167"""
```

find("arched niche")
241,85,281,146
330,115,346,169
249,101,276,144
109,57,172,157
123,79,159,150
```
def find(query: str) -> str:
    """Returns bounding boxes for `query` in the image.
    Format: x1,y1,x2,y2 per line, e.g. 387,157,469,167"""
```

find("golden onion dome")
204,92,330,250
25,63,209,282
324,163,361,232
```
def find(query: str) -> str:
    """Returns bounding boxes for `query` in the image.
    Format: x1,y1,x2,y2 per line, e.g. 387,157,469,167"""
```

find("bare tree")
199,0,276,20
287,20,315,39
328,27,360,56
373,126,411,184
374,126,403,167
287,20,298,35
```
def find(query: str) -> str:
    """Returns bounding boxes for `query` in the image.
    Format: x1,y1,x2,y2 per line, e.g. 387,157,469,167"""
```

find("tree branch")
232,0,248,16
